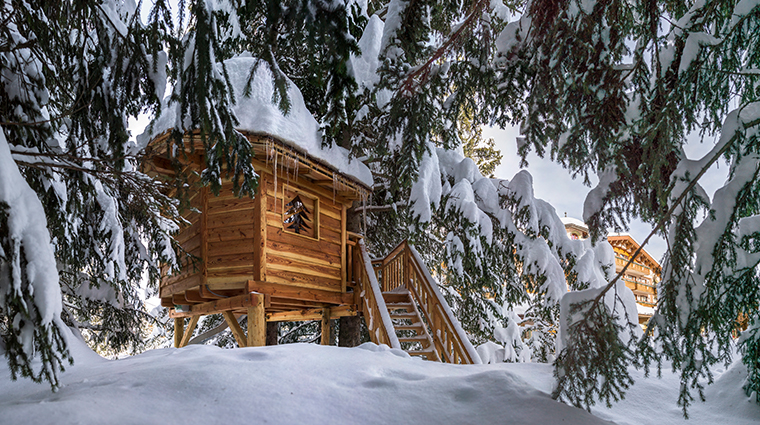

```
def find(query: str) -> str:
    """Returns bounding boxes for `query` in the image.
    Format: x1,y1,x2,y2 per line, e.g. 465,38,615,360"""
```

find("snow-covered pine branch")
1,0,183,386
507,0,760,414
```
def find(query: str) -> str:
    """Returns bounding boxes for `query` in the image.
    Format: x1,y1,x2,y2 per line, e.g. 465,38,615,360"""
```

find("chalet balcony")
622,277,657,295
615,256,651,276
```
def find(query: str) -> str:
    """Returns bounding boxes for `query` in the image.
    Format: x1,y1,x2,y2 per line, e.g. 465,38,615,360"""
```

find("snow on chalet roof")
137,56,373,187
560,216,588,230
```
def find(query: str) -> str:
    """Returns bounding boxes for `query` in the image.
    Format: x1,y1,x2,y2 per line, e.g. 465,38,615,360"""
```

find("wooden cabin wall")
259,161,349,294
160,155,354,307
205,180,258,290
160,190,203,303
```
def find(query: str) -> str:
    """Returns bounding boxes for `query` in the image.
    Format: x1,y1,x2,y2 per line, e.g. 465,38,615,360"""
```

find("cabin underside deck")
165,279,359,322
166,240,481,364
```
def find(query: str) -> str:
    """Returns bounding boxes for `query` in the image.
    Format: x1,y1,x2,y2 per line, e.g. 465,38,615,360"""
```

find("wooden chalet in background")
607,234,660,325
561,217,661,326
138,57,480,364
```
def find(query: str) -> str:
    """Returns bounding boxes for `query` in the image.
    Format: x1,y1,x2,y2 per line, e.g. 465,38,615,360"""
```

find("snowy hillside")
0,332,756,425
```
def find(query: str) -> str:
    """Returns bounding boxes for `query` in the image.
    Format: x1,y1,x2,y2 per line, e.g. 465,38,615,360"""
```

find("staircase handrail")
404,244,482,365
356,239,401,349
371,240,409,292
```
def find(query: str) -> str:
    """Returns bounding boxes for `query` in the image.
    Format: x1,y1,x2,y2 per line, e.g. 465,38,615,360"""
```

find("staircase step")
389,312,418,319
386,303,413,311
382,292,411,304
394,324,424,331
398,335,430,343
408,348,441,361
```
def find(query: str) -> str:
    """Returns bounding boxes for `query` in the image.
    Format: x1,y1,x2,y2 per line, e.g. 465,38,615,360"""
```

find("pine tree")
0,0,181,387
499,0,760,415
344,0,760,414
5,1,758,416
348,0,615,361
0,0,265,388
460,107,502,178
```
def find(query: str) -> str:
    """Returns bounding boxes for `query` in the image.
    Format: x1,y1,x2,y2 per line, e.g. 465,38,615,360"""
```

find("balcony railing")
615,256,651,275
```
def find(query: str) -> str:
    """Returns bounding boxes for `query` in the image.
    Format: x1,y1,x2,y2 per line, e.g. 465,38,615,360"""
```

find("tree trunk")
338,316,361,347
266,321,279,346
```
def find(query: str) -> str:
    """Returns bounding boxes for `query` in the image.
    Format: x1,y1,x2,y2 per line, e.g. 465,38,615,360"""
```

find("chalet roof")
607,233,661,271
560,216,588,230
137,56,373,189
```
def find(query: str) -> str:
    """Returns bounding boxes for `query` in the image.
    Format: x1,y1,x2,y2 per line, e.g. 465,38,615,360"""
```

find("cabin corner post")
341,203,347,293
200,186,209,290
247,293,266,347
254,173,267,282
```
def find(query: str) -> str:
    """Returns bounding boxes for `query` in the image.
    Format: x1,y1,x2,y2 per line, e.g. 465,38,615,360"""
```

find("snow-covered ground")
0,332,757,425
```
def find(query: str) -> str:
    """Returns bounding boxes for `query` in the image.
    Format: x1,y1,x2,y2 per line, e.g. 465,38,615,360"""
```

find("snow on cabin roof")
137,56,373,188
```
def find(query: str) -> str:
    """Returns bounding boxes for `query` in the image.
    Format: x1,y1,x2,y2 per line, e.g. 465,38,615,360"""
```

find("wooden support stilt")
247,293,266,347
222,311,248,347
179,315,200,348
321,307,331,345
174,317,184,348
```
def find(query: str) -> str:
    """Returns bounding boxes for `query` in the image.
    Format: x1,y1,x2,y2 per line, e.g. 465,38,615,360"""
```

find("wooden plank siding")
159,153,357,311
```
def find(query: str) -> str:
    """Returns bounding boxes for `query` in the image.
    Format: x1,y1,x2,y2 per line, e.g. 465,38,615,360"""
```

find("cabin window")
282,184,319,239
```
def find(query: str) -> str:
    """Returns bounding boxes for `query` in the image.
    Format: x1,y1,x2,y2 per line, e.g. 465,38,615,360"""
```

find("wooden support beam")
222,311,248,348
246,280,352,305
174,318,184,348
321,307,331,345
169,292,267,318
247,293,266,347
179,315,200,348
266,305,356,322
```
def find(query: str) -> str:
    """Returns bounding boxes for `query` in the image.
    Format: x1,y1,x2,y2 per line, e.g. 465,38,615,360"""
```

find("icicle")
273,150,278,215
362,193,367,235
332,172,337,204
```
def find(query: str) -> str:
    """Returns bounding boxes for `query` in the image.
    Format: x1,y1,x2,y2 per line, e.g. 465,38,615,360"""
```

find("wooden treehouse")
145,132,480,364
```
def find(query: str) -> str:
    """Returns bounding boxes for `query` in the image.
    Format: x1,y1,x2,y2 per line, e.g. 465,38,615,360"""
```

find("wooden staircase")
383,291,440,361
347,237,481,364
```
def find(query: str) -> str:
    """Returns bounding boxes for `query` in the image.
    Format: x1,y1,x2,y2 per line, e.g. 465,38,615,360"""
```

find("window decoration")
282,185,318,239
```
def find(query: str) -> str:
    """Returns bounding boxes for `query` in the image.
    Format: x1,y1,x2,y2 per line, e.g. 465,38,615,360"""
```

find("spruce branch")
399,0,490,95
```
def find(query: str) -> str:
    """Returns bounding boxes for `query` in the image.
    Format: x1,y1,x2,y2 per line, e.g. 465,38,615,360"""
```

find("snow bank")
137,57,373,187
0,342,612,425
1,340,755,424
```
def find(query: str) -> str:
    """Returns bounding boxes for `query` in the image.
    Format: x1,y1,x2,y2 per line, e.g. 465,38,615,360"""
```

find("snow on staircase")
348,237,481,364
383,291,440,361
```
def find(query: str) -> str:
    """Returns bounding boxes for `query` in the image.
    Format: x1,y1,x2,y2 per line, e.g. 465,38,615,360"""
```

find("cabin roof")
137,56,373,189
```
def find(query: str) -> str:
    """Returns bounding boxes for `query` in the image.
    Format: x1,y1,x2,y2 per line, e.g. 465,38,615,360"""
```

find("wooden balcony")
615,256,651,276
623,277,657,295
